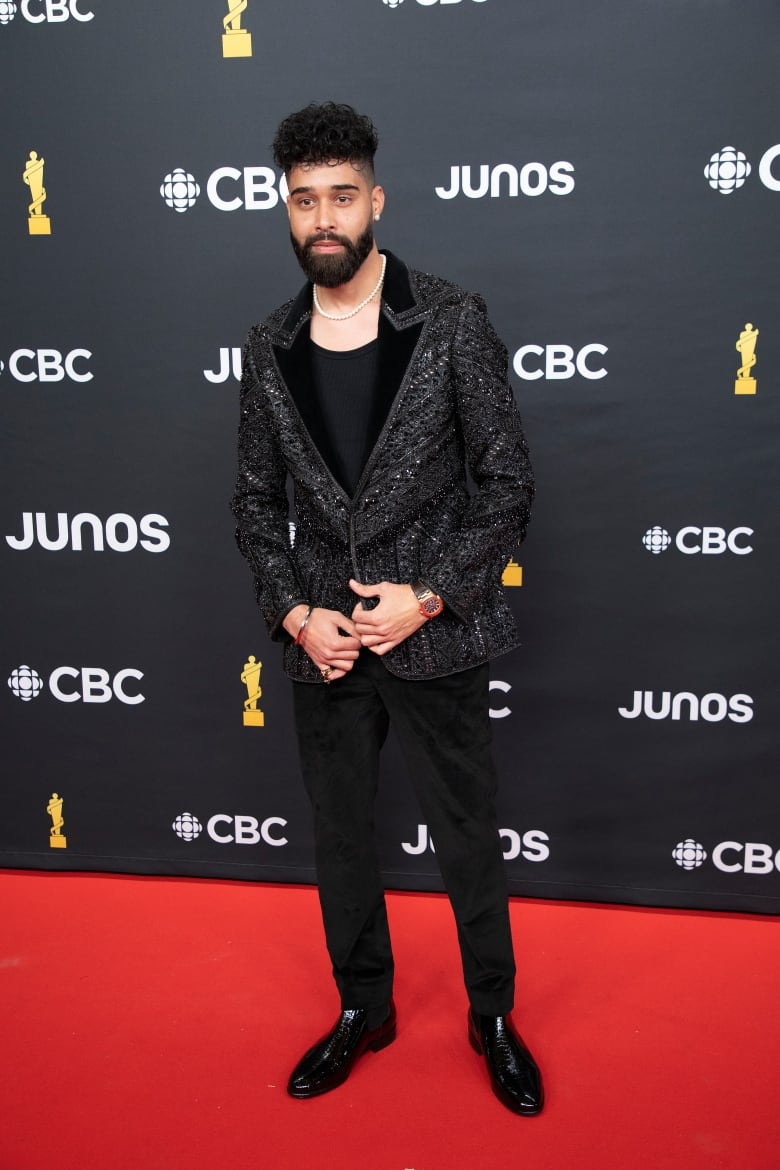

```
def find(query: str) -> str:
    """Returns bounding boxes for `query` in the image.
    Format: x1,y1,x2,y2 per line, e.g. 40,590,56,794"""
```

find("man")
231,102,541,1115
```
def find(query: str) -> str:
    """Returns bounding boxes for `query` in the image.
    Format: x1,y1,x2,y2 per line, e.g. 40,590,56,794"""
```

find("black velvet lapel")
370,312,423,448
379,249,417,314
367,253,425,473
273,320,347,490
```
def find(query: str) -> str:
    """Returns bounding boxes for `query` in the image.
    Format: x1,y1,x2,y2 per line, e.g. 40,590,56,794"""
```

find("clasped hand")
349,578,427,657
282,579,427,680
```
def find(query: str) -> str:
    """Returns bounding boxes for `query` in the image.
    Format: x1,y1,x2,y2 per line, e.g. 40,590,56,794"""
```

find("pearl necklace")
313,253,387,321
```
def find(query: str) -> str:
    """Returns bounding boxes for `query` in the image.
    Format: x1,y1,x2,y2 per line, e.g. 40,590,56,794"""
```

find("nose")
315,208,335,233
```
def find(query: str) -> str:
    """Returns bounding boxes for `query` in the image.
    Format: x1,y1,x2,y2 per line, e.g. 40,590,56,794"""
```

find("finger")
334,614,360,639
324,627,360,647
317,648,360,666
352,611,383,630
355,631,382,647
327,654,360,668
325,637,361,655
310,610,359,640
331,639,362,655
318,663,353,681
348,578,382,598
353,617,378,636
356,632,386,647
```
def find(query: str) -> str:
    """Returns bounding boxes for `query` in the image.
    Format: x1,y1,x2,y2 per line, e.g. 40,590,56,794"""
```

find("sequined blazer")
231,250,534,682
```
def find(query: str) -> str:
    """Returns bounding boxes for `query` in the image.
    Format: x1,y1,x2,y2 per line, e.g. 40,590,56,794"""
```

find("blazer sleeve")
419,293,534,621
230,330,308,639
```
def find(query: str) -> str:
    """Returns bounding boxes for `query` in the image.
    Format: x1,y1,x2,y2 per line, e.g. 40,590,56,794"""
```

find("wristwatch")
411,579,444,619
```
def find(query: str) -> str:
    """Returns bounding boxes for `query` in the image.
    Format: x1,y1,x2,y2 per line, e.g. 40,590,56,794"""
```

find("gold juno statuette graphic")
735,322,758,395
241,655,264,726
502,558,523,587
222,0,252,57
23,151,51,236
47,792,67,849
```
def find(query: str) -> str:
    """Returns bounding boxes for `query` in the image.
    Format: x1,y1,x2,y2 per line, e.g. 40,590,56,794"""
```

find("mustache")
304,232,353,249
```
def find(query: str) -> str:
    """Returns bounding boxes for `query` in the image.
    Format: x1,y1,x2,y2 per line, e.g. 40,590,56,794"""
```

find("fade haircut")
272,102,379,183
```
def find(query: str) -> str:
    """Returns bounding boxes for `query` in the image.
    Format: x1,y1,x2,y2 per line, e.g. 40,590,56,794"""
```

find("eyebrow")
288,183,361,197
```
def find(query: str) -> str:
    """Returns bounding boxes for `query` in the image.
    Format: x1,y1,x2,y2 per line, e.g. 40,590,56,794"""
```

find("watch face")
421,595,444,617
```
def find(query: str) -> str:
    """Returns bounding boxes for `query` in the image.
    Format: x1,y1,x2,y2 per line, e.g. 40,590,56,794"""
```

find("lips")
307,234,348,251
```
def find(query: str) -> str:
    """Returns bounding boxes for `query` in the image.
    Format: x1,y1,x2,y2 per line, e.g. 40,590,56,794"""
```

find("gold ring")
320,666,333,683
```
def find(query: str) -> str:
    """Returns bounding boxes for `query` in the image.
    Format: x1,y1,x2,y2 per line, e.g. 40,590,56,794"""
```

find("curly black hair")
272,102,379,180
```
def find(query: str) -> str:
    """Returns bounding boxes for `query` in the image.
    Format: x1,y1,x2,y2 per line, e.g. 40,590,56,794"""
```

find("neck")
315,246,384,313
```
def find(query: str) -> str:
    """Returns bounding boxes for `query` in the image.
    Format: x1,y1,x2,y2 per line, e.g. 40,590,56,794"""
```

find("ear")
372,185,385,221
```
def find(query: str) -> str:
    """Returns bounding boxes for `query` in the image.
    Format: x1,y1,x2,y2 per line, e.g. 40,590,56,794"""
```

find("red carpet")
1,871,777,1170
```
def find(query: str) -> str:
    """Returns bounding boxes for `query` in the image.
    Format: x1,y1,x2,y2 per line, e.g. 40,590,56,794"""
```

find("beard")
290,220,375,288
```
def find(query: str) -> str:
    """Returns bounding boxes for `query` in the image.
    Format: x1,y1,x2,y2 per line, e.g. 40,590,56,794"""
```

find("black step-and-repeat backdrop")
2,1,778,914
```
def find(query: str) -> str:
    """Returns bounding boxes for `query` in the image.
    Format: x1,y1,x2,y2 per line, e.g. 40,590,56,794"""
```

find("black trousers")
292,650,516,1019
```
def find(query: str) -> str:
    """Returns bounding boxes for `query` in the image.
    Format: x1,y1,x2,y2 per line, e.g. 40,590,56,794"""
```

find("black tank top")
309,337,381,497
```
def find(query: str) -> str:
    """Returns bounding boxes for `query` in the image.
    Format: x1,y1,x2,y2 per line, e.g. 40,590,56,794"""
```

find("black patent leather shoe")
468,1009,544,1115
287,1001,397,1098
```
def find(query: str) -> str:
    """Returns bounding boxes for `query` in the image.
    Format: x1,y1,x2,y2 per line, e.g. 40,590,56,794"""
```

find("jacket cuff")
269,597,309,642
417,574,468,624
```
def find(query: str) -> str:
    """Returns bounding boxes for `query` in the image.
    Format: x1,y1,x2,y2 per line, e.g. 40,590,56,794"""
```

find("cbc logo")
618,691,753,723
0,0,92,23
436,161,574,200
171,812,288,847
489,679,512,719
513,344,607,381
6,512,170,553
672,839,707,870
711,842,780,875
160,169,200,213
704,143,780,194
8,664,145,705
160,167,288,214
642,526,753,556
0,349,92,382
402,823,549,861
673,838,780,876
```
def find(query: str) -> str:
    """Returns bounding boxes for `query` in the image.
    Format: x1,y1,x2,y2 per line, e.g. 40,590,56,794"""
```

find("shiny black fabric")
231,251,534,681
